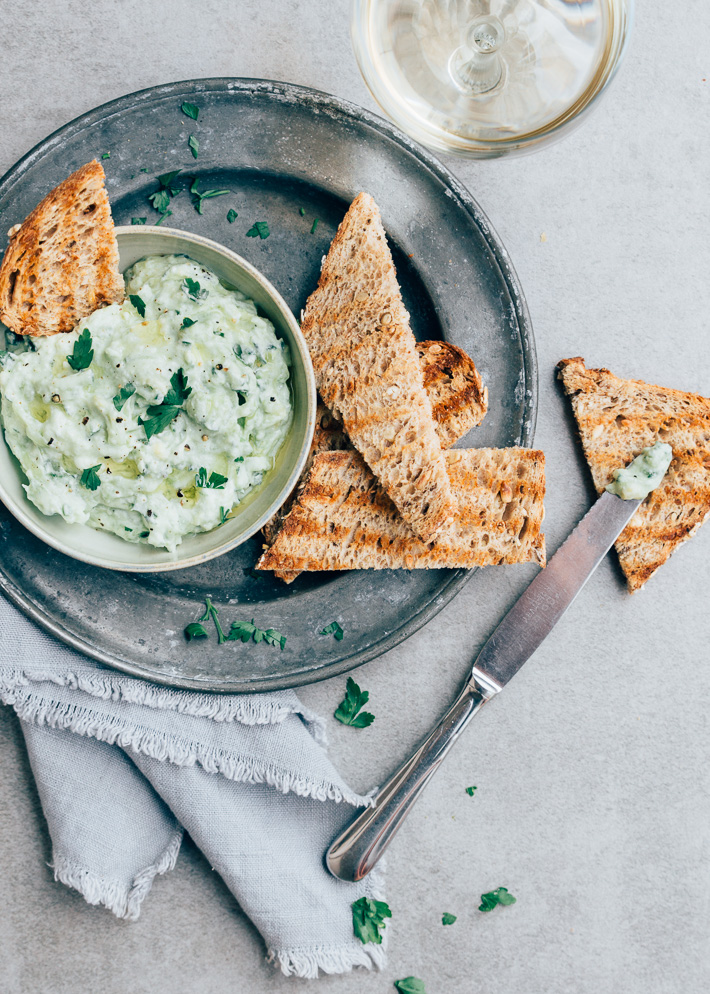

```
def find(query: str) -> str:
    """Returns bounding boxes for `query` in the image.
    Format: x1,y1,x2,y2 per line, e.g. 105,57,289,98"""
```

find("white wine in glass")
351,0,633,157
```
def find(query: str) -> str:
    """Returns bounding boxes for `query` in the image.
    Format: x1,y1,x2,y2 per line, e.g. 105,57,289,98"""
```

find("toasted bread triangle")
300,192,456,543
0,160,124,336
257,448,546,574
558,357,710,591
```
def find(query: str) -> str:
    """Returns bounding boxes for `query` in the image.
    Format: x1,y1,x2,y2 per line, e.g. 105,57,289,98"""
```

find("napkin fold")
0,593,386,979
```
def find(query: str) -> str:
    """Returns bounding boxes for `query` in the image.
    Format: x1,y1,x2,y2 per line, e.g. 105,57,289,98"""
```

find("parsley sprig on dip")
138,368,191,439
66,329,93,371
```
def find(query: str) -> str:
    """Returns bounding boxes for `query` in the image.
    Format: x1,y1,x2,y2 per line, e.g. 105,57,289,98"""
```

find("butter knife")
326,491,642,882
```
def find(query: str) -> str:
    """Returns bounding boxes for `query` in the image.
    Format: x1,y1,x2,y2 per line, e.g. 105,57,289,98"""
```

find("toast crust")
300,192,455,543
0,160,123,336
257,448,546,574
558,357,710,591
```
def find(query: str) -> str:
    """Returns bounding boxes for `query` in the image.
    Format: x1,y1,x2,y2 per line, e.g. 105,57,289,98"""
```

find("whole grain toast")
558,357,710,591
0,160,124,336
262,340,488,581
257,448,546,574
300,192,455,543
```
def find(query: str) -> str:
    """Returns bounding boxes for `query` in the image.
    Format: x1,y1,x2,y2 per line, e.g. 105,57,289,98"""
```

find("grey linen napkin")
0,592,386,978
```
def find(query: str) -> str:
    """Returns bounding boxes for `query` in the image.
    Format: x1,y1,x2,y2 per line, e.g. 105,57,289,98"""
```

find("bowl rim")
0,225,317,572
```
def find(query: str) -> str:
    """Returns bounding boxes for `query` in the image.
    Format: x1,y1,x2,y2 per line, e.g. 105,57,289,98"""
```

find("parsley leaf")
189,177,230,214
149,188,172,214
321,620,344,641
180,317,197,330
227,620,287,651
195,596,225,643
479,887,516,913
442,912,457,925
195,467,228,489
131,217,146,225
352,897,391,945
67,329,94,371
219,506,234,525
129,294,146,318
156,169,181,193
311,218,319,234
227,208,238,223
101,152,110,159
182,277,208,301
155,211,172,226
334,677,374,728
299,207,305,216
188,134,199,159
185,621,208,641
394,980,427,994
113,383,136,412
246,221,270,240
139,369,191,438
149,170,181,217
465,785,477,796
181,101,199,120
80,464,102,491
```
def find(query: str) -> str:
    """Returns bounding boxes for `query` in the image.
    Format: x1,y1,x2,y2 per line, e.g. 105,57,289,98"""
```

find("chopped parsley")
131,217,147,225
465,785,477,796
80,465,102,491
246,221,270,240
195,467,228,489
321,620,344,641
227,208,238,223
138,369,191,439
334,677,374,728
112,383,136,412
352,897,391,945
149,170,181,218
155,211,172,226
227,620,287,650
67,329,94,370
184,596,226,643
181,101,199,120
394,980,427,994
101,152,110,159
479,887,516,913
188,134,199,159
182,278,208,301
442,912,457,925
185,622,208,641
190,177,230,215
129,294,146,318
219,506,233,525
181,317,197,330
311,218,319,234
299,207,305,216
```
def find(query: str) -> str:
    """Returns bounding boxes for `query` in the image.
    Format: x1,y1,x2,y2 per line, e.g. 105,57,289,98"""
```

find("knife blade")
326,491,642,882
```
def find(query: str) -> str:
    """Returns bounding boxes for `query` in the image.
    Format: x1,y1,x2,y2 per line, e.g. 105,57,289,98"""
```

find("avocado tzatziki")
0,256,293,552
605,441,672,501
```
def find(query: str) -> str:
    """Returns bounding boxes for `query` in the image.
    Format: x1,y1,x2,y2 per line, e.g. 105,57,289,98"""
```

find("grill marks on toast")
0,160,123,337
257,448,546,574
300,192,455,543
558,357,710,591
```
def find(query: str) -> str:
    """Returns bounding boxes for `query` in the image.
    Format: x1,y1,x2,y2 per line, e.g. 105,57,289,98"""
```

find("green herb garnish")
227,620,287,651
129,294,146,318
185,622,208,641
188,134,199,159
246,221,270,240
219,506,233,525
195,468,228,489
190,177,230,215
465,786,477,796
334,677,374,728
112,383,136,412
131,217,147,225
352,897,391,945
321,620,344,641
67,329,94,371
80,464,102,491
182,278,208,301
299,207,305,216
181,101,199,120
139,369,191,439
155,211,172,226
311,218,319,234
394,979,427,994
479,887,516,913
149,170,181,217
101,152,110,159
442,912,457,925
181,317,197,330
227,208,238,223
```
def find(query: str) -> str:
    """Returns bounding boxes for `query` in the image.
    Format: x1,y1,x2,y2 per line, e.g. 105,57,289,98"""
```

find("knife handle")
325,676,492,882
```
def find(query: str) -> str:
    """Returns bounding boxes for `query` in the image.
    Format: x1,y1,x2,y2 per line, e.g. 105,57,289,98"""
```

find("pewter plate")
0,78,537,693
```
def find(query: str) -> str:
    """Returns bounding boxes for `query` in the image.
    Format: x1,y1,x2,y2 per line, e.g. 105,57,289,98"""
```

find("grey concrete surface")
1,1,709,992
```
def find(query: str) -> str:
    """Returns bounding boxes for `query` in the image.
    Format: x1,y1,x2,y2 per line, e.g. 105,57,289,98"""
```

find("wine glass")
351,0,634,157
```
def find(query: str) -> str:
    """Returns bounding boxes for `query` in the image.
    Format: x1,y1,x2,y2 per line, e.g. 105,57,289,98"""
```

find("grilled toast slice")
558,357,710,591
300,192,455,543
257,448,546,573
262,340,488,582
0,160,123,337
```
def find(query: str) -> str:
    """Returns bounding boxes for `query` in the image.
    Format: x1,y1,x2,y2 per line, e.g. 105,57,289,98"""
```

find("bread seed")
381,312,392,325
51,394,60,403
354,290,369,303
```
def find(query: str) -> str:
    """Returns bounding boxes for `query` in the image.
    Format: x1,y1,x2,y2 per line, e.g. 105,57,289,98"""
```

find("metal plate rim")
0,77,538,693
